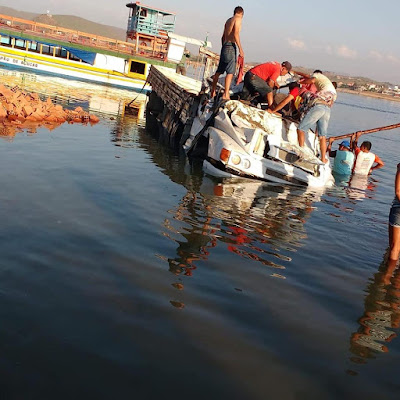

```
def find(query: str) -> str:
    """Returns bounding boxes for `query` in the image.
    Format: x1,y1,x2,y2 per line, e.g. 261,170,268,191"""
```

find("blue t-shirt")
333,149,355,175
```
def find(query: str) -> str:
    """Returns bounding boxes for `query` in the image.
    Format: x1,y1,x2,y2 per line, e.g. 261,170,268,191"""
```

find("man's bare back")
222,15,243,57
210,6,244,99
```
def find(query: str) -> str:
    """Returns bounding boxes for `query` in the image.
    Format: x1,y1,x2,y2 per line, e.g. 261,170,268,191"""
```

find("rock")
0,106,7,119
22,105,33,117
8,114,18,121
0,85,99,130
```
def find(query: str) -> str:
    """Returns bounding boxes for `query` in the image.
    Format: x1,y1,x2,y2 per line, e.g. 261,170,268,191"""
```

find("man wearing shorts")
296,70,337,163
241,61,292,106
210,6,244,100
389,163,400,261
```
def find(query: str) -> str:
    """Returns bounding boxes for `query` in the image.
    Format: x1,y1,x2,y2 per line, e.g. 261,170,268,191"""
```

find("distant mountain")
0,6,126,41
0,6,37,21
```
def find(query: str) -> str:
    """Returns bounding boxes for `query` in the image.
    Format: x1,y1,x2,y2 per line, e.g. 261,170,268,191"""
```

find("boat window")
140,9,147,17
41,44,53,55
0,36,11,46
54,47,68,58
28,42,39,52
130,61,145,75
14,39,25,49
69,53,82,62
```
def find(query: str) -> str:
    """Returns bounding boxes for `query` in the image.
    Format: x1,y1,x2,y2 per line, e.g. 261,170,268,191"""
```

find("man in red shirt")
241,61,292,106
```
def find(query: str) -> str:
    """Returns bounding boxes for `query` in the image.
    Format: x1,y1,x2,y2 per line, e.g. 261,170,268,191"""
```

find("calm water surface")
0,67,399,399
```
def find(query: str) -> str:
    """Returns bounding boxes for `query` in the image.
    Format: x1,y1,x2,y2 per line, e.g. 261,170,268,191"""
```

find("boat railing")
0,13,170,61
135,17,174,37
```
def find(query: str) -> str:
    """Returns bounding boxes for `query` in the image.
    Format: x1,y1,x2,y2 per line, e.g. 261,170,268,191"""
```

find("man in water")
352,134,384,175
241,61,292,107
327,139,355,176
210,6,244,100
296,70,337,163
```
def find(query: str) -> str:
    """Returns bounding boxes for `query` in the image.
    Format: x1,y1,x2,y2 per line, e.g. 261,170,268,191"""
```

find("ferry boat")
0,2,212,91
0,33,153,90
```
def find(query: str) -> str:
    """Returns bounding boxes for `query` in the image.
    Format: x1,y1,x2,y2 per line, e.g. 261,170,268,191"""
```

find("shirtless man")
210,6,244,100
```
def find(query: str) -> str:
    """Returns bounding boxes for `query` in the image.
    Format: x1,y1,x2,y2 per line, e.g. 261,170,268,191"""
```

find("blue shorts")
298,103,331,137
216,42,237,75
389,206,400,227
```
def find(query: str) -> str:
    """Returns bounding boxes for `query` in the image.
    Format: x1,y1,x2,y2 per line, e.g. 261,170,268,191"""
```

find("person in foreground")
241,61,292,107
327,139,355,176
210,6,244,100
352,133,384,175
389,163,400,261
296,70,337,163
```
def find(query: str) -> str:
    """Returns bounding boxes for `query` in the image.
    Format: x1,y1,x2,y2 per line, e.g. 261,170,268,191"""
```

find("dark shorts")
243,71,272,99
216,42,237,75
389,206,400,227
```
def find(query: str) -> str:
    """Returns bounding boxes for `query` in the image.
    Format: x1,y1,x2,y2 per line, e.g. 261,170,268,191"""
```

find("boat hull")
0,47,151,91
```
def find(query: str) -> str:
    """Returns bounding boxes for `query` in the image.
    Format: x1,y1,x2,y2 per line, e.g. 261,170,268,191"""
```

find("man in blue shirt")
328,139,355,176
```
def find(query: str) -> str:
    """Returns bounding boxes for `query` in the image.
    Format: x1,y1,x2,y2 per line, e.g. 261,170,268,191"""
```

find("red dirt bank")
0,84,99,134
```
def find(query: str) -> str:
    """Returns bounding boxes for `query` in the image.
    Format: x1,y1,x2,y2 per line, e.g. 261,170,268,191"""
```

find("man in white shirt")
295,70,337,163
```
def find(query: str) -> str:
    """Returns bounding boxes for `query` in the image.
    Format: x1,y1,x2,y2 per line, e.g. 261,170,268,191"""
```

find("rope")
126,77,150,108
328,122,400,142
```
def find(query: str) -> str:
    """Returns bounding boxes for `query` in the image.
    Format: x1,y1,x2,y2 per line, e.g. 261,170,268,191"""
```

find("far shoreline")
338,88,400,103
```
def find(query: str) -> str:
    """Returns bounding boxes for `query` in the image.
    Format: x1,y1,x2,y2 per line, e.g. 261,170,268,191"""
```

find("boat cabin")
0,33,92,63
126,2,176,59
126,2,176,39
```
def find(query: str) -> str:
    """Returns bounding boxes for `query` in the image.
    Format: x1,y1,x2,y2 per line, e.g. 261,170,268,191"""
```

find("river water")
0,67,399,399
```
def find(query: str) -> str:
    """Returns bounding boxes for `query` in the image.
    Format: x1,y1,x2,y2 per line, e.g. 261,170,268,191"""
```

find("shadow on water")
348,249,400,375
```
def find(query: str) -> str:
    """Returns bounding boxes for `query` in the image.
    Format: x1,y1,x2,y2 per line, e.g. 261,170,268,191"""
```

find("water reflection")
349,250,400,370
347,175,377,201
132,124,322,286
0,65,142,118
328,173,377,202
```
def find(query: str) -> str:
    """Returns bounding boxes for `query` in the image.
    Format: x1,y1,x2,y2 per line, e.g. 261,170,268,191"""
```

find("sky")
4,0,400,83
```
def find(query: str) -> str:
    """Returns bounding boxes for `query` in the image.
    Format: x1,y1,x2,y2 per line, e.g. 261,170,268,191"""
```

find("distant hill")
0,6,37,21
0,6,126,41
292,66,391,88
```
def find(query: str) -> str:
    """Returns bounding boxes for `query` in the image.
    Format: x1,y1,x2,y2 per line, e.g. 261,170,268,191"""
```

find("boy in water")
210,6,244,100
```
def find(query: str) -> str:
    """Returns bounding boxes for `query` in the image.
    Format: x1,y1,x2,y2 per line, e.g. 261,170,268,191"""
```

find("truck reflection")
134,125,322,281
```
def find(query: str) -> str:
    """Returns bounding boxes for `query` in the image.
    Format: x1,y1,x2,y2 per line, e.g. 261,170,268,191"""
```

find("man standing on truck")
210,6,244,100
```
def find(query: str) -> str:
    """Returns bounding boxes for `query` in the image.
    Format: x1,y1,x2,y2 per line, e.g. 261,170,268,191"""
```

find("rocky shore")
0,84,99,137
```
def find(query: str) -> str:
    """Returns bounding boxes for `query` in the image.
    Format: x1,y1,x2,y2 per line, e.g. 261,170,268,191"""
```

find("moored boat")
0,33,152,90
0,2,212,91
